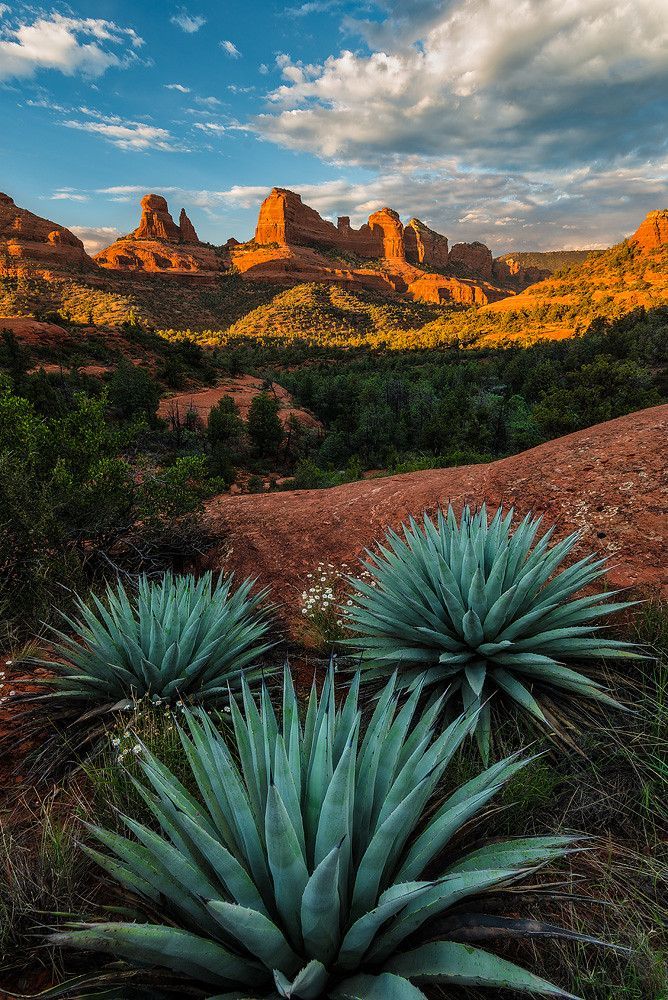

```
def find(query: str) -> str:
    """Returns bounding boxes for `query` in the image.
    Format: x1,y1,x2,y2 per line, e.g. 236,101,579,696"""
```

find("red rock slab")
202,404,668,629
158,375,322,430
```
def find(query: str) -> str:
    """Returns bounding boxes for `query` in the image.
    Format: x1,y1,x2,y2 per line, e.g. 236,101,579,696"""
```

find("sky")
1,0,666,254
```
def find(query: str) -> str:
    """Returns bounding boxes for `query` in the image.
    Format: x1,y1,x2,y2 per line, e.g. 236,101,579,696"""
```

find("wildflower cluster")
0,661,17,706
298,561,372,648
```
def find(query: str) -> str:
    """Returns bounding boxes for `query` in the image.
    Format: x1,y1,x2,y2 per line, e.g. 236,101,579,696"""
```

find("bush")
107,360,161,424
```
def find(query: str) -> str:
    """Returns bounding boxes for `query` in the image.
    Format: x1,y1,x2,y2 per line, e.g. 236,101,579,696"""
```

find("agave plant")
52,667,599,998
36,571,274,710
343,504,640,761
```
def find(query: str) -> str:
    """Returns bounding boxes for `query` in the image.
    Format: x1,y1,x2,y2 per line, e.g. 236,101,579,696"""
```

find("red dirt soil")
158,375,322,430
203,404,668,630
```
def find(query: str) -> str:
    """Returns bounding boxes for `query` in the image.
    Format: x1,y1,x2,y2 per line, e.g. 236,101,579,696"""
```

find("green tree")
247,392,284,458
107,360,161,424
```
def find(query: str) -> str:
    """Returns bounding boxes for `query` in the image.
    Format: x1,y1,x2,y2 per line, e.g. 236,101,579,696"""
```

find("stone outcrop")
368,208,406,260
0,191,94,276
133,194,181,241
406,273,508,306
203,404,668,633
492,256,550,290
630,209,668,251
254,188,379,257
95,194,224,276
448,241,494,280
403,219,449,269
179,208,199,244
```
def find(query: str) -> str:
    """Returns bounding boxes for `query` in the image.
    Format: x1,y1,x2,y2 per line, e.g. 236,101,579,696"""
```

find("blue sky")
1,1,667,254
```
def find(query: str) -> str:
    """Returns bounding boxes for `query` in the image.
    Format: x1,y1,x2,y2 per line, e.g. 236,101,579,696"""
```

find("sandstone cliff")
630,209,668,251
0,192,94,277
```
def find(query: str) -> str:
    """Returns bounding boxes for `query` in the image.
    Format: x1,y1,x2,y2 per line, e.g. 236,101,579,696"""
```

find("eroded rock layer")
0,191,94,276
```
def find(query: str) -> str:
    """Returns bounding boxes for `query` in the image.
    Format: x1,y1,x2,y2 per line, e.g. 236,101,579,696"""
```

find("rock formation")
630,209,668,251
254,188,379,257
0,191,94,276
179,208,199,244
492,256,550,290
448,241,494,280
133,194,182,241
202,404,668,632
95,194,223,276
404,219,449,269
368,208,406,259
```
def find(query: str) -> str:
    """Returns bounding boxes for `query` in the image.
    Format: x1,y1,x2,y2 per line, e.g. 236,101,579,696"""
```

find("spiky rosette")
343,504,640,760
35,571,274,710
51,667,594,999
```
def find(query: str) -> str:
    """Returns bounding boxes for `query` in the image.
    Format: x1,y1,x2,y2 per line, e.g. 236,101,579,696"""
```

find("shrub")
344,504,640,761
35,571,274,710
52,667,593,997
107,360,161,424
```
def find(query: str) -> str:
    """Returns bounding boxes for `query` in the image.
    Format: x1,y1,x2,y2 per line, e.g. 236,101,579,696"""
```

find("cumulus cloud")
69,225,121,254
170,9,206,33
0,12,143,81
221,39,241,58
257,0,668,173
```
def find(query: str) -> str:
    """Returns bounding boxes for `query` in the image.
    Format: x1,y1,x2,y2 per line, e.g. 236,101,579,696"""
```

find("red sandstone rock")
368,207,406,260
407,273,508,305
254,188,379,257
202,404,668,633
179,208,199,244
630,209,668,251
403,218,449,268
0,191,94,276
492,256,549,290
133,194,181,241
449,241,494,280
95,194,224,275
158,376,322,431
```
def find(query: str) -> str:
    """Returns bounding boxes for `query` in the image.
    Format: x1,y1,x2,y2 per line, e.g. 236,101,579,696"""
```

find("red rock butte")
630,209,668,251
0,190,94,276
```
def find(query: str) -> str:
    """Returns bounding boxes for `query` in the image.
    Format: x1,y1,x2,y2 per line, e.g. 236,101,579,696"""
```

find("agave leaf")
265,785,309,946
300,844,342,965
331,973,428,999
273,959,328,998
50,923,263,986
207,901,300,975
385,941,580,997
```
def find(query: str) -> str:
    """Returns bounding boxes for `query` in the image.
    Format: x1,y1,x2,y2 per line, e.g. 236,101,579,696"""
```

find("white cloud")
259,63,269,74
194,123,228,134
221,39,241,58
51,189,89,201
195,95,221,105
0,4,10,17
165,82,190,92
0,13,143,81
64,115,182,152
170,9,206,33
257,0,668,173
69,225,120,254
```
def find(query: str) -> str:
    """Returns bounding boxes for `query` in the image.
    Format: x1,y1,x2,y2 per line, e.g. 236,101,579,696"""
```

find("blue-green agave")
35,571,274,710
52,667,595,998
343,505,640,761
